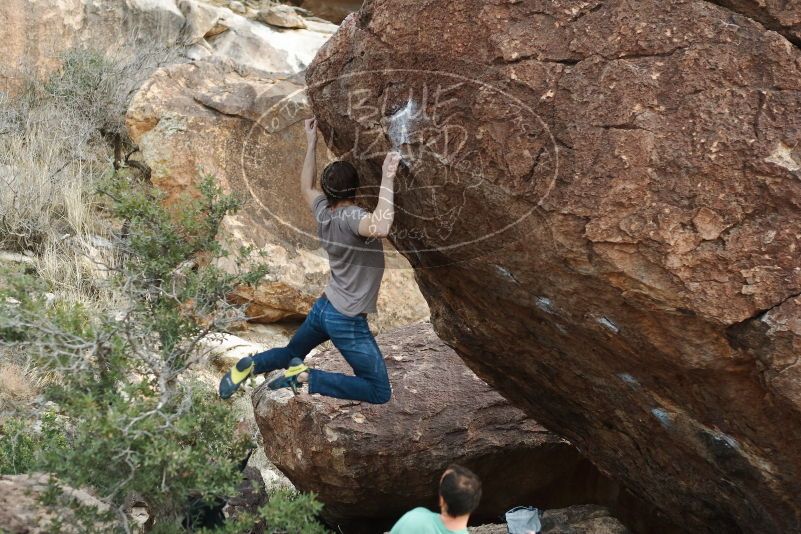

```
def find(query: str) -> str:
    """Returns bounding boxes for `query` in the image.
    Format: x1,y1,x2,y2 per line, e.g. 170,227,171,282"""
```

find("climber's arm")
301,118,321,208
358,151,401,238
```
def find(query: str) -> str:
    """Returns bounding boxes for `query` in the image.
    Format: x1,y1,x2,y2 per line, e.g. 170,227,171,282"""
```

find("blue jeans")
252,296,392,404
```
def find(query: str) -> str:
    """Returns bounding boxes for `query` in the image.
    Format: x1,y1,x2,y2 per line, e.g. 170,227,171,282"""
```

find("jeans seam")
307,368,316,394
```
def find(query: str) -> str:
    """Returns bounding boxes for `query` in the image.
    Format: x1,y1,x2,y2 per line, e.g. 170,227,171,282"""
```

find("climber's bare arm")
301,118,321,208
358,151,401,238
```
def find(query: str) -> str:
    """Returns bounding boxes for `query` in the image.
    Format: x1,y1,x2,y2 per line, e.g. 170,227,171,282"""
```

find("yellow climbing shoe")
267,358,309,395
219,356,254,400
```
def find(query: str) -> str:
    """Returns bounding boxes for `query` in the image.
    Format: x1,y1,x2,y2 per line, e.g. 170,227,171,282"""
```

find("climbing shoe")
267,358,308,395
219,356,255,400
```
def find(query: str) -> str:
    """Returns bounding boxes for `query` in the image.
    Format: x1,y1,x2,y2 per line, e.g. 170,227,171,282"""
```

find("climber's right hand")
304,117,318,145
382,151,401,179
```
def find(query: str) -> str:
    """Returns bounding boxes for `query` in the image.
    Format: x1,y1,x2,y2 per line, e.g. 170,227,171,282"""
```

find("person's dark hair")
320,161,359,201
439,464,482,517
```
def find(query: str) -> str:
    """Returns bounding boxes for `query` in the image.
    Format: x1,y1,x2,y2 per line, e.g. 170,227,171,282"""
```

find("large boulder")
127,58,429,329
306,1,801,532
253,323,637,529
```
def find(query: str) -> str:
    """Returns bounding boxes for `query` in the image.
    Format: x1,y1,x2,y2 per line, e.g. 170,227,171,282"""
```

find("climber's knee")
370,385,392,405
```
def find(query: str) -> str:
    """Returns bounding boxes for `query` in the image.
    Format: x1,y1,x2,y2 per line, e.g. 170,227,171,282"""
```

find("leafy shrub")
0,42,327,534
0,417,38,475
0,412,68,475
0,176,324,533
258,489,328,534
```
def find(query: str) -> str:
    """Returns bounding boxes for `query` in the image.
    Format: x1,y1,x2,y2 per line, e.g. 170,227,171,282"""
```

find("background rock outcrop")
0,474,110,533
0,0,336,94
253,323,645,530
307,0,801,532
286,0,362,23
178,0,337,73
127,58,429,329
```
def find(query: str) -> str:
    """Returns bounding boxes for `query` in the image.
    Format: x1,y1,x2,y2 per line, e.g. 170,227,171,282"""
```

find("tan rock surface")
230,281,316,323
307,0,801,531
0,0,336,93
0,0,185,93
286,0,362,24
257,4,307,29
0,474,109,533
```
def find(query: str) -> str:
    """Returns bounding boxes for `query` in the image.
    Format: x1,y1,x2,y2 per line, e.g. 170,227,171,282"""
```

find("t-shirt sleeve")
312,194,328,222
389,508,438,534
345,206,369,236
388,512,407,534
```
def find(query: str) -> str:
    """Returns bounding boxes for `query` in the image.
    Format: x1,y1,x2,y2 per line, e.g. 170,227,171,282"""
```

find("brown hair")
440,464,482,517
320,161,359,201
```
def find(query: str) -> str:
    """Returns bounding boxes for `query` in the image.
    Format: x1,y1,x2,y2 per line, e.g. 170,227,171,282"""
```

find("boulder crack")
733,289,801,327
703,1,801,49
191,96,247,120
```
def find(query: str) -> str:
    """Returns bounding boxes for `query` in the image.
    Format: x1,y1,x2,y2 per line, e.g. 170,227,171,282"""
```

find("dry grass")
0,45,173,310
0,92,107,254
36,236,123,309
0,92,115,309
0,362,41,414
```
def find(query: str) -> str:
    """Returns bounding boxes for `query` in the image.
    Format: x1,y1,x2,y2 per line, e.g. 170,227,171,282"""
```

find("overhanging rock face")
306,0,801,532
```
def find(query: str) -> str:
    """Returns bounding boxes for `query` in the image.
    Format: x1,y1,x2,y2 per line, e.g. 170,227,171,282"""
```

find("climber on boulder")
219,117,400,404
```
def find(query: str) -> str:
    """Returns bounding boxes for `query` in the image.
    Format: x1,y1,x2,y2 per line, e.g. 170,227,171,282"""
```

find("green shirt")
390,508,468,534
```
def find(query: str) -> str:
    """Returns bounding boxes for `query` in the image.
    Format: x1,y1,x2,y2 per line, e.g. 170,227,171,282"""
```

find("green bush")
258,489,328,534
196,490,328,534
0,417,38,475
0,176,326,533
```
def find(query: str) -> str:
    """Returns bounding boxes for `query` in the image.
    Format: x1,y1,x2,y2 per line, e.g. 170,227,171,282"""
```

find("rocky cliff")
306,0,801,532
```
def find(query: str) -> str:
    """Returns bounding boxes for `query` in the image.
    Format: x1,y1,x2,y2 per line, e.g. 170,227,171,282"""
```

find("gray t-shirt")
313,194,385,317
